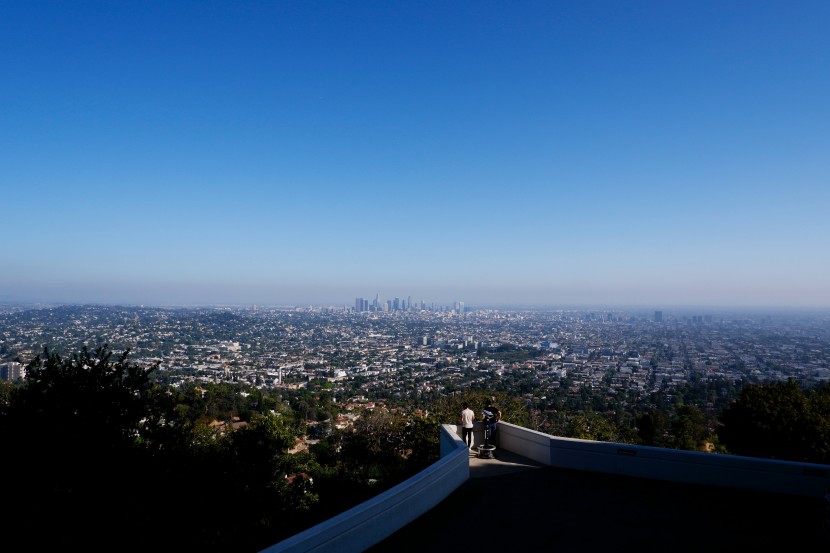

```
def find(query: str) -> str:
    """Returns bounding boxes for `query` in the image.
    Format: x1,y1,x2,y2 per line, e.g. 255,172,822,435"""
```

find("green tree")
207,413,320,551
0,344,316,553
0,345,159,550
718,379,829,463
670,405,709,451
567,412,622,442
636,409,669,447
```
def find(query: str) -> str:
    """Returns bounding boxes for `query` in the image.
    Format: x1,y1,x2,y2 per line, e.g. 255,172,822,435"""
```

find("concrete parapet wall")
261,425,469,553
497,422,830,498
496,422,552,464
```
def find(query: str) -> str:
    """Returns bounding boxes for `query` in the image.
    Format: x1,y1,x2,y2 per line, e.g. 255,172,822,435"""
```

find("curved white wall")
260,425,469,553
496,422,830,498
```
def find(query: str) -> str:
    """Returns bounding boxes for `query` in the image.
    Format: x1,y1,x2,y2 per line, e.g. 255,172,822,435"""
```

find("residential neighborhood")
3,302,829,421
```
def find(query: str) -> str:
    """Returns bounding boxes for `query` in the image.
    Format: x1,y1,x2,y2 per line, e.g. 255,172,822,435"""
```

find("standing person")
460,403,475,450
482,398,502,446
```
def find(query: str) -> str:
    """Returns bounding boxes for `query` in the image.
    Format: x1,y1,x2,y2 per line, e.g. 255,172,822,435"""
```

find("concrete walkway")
467,444,546,477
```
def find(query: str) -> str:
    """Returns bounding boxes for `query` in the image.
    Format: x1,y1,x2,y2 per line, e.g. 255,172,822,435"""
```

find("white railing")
260,425,469,553
496,422,830,498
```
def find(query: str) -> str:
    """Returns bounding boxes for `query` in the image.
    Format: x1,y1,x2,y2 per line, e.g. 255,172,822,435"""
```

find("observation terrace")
261,422,830,553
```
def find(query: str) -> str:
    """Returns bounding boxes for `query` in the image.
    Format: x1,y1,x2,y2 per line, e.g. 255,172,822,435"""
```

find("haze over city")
3,2,829,309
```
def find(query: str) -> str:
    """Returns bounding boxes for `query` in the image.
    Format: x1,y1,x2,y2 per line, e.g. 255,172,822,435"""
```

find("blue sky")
2,1,829,309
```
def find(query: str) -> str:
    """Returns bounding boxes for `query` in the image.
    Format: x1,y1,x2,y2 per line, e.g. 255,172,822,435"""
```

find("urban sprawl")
2,301,829,417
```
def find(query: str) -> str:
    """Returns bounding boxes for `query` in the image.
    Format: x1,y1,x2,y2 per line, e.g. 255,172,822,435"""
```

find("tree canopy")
0,344,442,553
718,379,830,464
0,346,322,551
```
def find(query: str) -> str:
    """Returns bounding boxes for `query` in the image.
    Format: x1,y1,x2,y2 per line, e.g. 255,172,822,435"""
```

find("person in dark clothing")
482,398,501,446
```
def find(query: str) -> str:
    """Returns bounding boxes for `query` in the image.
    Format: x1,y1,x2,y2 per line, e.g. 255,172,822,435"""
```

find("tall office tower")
654,310,663,323
374,294,379,311
407,296,412,311
355,298,362,312
394,297,400,311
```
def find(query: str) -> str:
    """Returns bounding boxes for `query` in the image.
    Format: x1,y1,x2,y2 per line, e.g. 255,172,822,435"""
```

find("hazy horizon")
4,2,829,309
3,293,829,317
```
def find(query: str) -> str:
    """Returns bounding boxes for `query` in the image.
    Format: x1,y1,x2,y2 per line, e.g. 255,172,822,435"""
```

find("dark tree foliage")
807,385,830,463
566,412,638,442
304,408,440,529
718,379,830,464
0,345,319,553
477,343,545,364
0,345,159,551
671,405,710,451
332,409,439,484
637,409,670,447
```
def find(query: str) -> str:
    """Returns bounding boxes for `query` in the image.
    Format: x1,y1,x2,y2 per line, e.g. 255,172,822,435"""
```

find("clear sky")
2,1,829,309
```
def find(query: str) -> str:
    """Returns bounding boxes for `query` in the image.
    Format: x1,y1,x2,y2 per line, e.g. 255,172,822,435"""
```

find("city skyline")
3,2,829,309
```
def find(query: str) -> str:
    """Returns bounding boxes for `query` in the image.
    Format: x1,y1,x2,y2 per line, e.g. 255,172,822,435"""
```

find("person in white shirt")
460,403,475,450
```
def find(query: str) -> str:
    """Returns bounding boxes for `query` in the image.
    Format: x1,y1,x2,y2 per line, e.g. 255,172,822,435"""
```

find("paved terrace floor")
367,446,829,553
